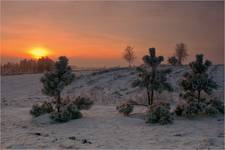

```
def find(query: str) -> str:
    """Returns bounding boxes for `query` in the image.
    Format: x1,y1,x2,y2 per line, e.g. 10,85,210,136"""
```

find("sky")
1,1,224,67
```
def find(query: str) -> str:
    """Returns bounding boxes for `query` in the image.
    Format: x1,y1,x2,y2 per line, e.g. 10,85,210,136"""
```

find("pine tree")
180,54,217,104
41,56,75,112
133,48,173,105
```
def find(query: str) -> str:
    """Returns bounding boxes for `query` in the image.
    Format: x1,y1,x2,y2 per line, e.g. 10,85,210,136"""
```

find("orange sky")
1,1,224,67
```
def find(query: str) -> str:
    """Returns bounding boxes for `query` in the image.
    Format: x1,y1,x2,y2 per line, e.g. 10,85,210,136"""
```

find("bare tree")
175,43,188,65
123,46,136,67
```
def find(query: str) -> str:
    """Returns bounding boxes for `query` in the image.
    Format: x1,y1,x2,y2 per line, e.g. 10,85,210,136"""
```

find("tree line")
1,57,54,75
0,42,200,75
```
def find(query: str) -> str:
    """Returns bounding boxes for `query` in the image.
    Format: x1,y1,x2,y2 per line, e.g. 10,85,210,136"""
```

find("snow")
1,65,224,149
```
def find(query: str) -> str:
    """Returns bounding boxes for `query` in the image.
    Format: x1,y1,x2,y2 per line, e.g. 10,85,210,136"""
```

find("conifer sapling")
133,48,173,105
180,54,217,104
41,56,75,112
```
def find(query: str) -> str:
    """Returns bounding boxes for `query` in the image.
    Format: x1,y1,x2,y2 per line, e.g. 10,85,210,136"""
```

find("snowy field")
1,65,224,149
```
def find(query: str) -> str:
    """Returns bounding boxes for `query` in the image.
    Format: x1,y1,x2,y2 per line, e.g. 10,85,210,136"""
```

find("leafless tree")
175,43,188,65
123,46,136,67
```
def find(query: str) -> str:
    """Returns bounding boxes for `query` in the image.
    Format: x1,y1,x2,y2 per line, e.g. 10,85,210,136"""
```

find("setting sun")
28,47,49,59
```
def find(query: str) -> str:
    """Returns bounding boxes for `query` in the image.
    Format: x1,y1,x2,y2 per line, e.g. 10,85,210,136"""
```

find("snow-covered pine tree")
41,56,75,112
133,48,173,105
180,54,217,104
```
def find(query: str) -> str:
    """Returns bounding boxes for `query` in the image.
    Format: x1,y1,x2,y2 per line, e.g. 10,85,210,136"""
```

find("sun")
29,47,49,59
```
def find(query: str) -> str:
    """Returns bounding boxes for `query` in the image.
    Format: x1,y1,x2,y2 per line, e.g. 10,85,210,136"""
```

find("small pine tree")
168,56,178,66
180,54,217,104
41,56,75,112
133,48,173,105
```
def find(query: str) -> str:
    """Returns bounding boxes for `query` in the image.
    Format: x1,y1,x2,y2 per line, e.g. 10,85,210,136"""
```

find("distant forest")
1,57,54,75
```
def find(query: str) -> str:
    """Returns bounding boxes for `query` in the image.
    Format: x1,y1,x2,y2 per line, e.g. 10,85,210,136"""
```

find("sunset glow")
28,47,49,59
1,1,224,67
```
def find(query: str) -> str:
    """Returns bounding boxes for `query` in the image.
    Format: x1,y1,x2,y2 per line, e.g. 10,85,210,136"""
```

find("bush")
168,56,178,65
205,105,219,116
146,102,173,125
50,102,82,123
30,104,43,117
30,101,54,117
181,102,200,117
175,98,223,118
175,101,200,117
30,96,93,122
174,102,186,117
116,103,134,116
207,99,224,114
72,96,94,110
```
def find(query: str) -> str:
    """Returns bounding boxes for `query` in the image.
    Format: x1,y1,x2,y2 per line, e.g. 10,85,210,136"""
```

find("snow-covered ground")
1,65,224,149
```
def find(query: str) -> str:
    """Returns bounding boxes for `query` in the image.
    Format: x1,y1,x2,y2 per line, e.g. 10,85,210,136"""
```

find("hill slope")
1,65,224,107
1,65,224,149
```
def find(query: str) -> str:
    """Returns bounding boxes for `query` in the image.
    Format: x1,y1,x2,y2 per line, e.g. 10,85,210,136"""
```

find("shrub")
146,102,173,125
50,102,82,123
205,105,219,116
207,99,224,114
42,101,54,112
31,96,93,122
116,103,134,116
168,56,178,66
30,104,43,117
30,101,54,117
175,100,207,117
174,102,186,117
180,102,200,117
72,97,94,110
175,98,223,117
